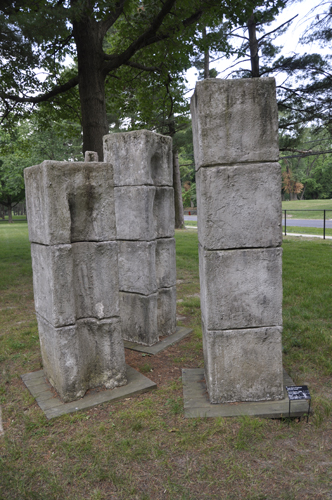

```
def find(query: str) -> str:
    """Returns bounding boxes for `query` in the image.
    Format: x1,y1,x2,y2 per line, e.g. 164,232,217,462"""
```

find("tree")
0,116,83,221
1,0,283,160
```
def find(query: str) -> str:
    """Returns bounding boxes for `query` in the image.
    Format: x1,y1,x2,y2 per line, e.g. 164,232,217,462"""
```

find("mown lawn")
0,224,332,500
282,199,332,219
282,226,332,237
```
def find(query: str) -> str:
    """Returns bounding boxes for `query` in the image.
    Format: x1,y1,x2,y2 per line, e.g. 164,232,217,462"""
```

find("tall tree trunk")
202,26,209,79
8,198,13,223
73,15,108,160
247,14,259,77
173,149,185,229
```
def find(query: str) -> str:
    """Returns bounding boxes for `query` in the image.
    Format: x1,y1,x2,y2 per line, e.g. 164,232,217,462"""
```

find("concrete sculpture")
191,78,284,403
24,158,127,402
103,130,177,346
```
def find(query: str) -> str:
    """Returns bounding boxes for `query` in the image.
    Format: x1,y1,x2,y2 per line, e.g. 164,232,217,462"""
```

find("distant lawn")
0,215,27,223
184,220,197,227
282,226,332,237
282,199,332,219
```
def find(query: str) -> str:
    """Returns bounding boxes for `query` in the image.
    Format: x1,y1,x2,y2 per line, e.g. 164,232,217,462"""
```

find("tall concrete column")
24,159,127,402
103,130,176,346
191,78,284,403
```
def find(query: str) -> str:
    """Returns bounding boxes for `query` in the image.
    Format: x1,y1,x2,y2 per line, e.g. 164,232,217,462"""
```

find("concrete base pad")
124,326,192,354
182,368,310,419
22,365,156,419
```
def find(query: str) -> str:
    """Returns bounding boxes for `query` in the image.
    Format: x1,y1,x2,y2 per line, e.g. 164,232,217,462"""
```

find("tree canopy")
1,0,287,159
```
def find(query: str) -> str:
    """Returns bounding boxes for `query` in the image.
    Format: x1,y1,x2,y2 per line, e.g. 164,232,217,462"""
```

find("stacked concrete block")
103,130,176,345
191,78,284,404
24,160,127,402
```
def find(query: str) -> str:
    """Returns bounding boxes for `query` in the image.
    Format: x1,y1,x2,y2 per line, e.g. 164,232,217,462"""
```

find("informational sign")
286,385,311,401
286,385,311,421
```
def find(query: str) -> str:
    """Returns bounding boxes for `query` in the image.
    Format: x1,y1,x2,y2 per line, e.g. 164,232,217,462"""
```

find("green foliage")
280,128,332,199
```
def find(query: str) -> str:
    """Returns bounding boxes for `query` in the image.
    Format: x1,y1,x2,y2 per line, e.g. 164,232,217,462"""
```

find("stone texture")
153,187,175,238
31,243,75,327
196,163,282,250
103,130,172,186
202,326,284,403
104,130,176,346
72,241,119,319
26,158,127,403
37,314,126,403
119,292,158,346
192,77,283,405
155,238,176,288
191,78,279,169
199,245,283,331
114,186,156,241
118,240,157,295
24,161,116,245
85,151,98,162
157,286,177,336
31,242,119,326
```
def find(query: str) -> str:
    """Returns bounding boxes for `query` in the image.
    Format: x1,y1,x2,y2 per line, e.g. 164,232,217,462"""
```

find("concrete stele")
24,159,127,403
103,130,177,346
191,78,284,404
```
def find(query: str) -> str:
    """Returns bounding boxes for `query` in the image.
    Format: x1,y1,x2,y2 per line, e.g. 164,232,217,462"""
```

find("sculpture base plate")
22,365,156,420
182,368,310,419
123,326,192,354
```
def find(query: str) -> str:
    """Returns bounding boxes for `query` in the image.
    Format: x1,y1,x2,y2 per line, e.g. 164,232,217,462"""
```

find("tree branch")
124,61,162,73
0,75,79,104
103,0,203,75
100,0,127,38
257,15,298,43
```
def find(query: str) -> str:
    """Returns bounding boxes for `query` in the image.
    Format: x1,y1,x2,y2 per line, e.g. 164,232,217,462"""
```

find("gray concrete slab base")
123,326,192,354
22,365,156,420
182,368,310,419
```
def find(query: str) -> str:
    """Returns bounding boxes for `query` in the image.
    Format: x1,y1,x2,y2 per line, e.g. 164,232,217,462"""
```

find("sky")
185,0,326,91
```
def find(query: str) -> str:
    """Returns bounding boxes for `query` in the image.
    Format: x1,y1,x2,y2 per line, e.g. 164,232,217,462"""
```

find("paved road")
184,216,332,228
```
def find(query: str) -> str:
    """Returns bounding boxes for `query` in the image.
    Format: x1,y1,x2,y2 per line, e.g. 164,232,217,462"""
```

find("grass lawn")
282,226,332,237
282,199,332,219
1,224,332,499
0,215,27,223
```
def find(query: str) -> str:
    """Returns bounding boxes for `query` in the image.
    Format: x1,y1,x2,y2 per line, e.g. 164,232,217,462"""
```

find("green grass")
0,215,27,223
0,223,32,289
282,199,332,219
282,236,332,375
1,226,332,499
282,226,332,237
184,220,197,227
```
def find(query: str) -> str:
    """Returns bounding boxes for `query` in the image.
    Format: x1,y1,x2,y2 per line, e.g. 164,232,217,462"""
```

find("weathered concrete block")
118,240,157,295
31,243,75,327
37,314,126,402
196,163,282,250
202,325,284,403
157,287,176,336
31,242,119,326
76,317,126,392
153,187,175,238
24,160,116,245
72,241,119,319
119,292,158,346
191,78,279,168
199,245,283,330
103,130,173,186
115,186,156,241
155,238,176,288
